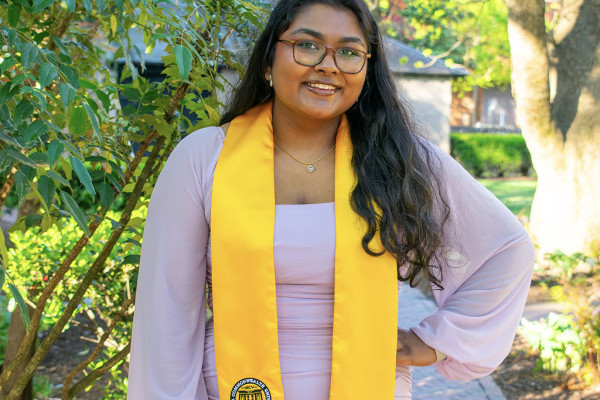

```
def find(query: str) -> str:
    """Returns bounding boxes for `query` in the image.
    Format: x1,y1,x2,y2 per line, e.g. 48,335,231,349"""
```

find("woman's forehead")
284,3,367,46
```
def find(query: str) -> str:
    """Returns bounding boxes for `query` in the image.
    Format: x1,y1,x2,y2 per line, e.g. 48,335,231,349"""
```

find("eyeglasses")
278,39,370,74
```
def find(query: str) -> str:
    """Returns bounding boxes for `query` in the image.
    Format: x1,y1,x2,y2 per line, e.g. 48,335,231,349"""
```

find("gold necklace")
273,135,336,173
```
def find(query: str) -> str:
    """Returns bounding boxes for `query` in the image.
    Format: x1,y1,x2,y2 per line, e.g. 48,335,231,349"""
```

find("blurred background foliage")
367,0,511,93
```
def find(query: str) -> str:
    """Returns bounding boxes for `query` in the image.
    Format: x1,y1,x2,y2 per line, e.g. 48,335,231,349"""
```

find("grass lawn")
478,178,537,217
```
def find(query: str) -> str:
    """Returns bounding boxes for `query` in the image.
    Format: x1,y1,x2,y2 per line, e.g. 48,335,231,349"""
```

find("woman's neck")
271,102,340,156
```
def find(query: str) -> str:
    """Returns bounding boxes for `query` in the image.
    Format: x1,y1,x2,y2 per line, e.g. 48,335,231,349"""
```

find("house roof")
383,36,468,77
118,30,468,78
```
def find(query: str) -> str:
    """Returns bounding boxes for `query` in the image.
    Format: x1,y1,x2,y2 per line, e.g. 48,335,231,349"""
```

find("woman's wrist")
396,328,438,367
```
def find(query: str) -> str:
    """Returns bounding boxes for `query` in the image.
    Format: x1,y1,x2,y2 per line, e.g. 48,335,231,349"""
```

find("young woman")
127,0,535,399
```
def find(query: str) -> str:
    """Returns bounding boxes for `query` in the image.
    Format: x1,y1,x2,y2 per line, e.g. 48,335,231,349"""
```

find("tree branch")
420,38,465,69
67,342,131,399
0,78,190,388
5,136,165,399
62,296,135,399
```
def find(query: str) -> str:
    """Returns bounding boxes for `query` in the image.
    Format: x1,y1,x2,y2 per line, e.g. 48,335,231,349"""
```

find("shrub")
520,312,585,375
520,252,600,384
0,0,267,398
450,133,534,178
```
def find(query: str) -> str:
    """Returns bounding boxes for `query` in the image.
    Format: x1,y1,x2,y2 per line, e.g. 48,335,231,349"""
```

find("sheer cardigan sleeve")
127,127,224,400
410,143,535,380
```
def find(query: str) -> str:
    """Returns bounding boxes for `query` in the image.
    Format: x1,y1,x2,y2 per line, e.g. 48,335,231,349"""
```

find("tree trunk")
0,306,34,400
0,198,40,400
506,0,600,255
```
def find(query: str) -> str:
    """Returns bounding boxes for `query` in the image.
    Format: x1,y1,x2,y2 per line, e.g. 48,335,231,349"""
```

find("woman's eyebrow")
289,28,366,48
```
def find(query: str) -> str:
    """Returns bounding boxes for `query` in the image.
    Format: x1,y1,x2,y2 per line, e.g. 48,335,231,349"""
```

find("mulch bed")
491,285,600,400
492,333,600,400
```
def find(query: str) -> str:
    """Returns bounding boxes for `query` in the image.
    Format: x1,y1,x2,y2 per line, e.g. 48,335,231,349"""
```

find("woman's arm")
407,143,535,379
127,128,224,399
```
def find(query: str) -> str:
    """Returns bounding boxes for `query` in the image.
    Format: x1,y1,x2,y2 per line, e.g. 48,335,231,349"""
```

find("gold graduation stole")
211,101,398,400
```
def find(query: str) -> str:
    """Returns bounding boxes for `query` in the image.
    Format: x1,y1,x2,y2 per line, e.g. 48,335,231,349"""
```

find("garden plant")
520,252,600,385
0,0,266,398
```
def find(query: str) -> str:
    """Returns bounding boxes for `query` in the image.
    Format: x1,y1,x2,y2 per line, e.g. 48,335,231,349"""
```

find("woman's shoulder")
175,125,226,156
167,124,226,186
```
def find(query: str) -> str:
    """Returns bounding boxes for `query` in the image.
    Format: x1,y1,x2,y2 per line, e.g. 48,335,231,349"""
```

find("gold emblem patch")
230,378,271,400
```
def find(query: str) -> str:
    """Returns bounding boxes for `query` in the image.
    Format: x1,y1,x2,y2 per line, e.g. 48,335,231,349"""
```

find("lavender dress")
127,127,535,399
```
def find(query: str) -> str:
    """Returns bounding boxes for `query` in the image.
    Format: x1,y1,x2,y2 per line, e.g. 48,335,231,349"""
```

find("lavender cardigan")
127,127,535,399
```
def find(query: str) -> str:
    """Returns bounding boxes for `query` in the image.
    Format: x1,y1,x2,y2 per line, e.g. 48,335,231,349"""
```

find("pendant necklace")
273,135,335,173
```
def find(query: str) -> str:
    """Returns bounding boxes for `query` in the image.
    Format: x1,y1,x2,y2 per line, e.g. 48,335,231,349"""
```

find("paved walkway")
398,285,507,400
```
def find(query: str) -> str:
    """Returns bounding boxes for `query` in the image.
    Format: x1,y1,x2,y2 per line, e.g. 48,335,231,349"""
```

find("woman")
127,0,535,399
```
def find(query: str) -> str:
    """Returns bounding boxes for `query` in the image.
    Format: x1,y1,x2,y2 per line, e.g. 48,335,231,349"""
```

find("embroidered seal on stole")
230,378,271,400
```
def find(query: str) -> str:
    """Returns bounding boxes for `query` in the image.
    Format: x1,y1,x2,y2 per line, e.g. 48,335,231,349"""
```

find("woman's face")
267,3,368,122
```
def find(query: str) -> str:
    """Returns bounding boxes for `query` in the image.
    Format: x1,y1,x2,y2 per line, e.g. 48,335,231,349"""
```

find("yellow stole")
211,101,398,400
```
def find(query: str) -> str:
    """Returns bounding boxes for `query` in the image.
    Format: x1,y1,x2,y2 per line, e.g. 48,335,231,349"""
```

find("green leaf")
47,170,70,188
26,119,47,140
98,182,114,209
25,214,42,228
70,156,96,198
82,0,92,14
173,45,192,80
8,283,30,330
124,238,142,247
86,155,107,163
13,170,29,202
79,78,97,89
29,88,47,110
59,83,76,109
60,191,90,236
47,140,64,168
38,62,58,87
20,43,39,70
0,268,4,291
6,147,37,168
28,152,48,164
94,89,111,110
27,173,50,214
51,35,69,55
0,226,10,272
68,106,91,136
65,0,75,12
32,0,57,13
37,175,56,209
120,254,140,266
0,58,17,75
59,139,82,159
0,150,11,171
7,5,21,27
13,99,34,126
0,105,12,129
82,101,101,143
59,64,79,89
0,132,22,148
0,81,15,104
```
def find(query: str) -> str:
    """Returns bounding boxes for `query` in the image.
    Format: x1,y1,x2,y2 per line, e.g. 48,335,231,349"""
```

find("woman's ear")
265,66,272,82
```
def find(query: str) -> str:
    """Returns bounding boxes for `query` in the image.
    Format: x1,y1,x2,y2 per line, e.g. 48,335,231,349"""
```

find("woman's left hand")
396,329,437,366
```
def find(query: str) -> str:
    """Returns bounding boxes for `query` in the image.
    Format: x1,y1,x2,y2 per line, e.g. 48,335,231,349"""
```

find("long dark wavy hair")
220,0,450,288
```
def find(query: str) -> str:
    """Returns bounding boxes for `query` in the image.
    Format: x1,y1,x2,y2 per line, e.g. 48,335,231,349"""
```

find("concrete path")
398,285,507,400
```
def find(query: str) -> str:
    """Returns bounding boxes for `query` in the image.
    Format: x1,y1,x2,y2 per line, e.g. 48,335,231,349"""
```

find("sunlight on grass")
478,179,537,217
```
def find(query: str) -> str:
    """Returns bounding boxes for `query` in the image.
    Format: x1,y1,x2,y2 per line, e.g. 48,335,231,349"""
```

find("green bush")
520,252,600,384
450,133,534,178
0,0,267,397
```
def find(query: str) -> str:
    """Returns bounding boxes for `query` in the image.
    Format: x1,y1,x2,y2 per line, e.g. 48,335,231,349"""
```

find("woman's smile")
304,80,341,95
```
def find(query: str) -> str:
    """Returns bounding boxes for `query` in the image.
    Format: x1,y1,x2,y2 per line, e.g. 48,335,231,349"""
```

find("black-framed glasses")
278,39,370,74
